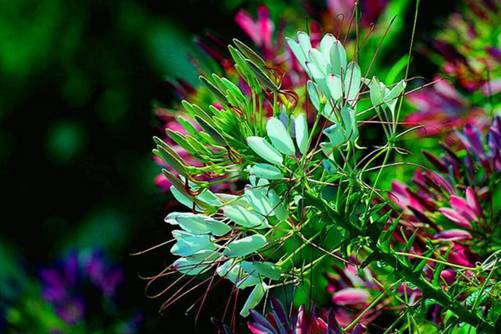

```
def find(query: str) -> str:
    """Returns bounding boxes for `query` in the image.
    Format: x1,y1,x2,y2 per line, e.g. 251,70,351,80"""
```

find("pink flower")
235,5,273,54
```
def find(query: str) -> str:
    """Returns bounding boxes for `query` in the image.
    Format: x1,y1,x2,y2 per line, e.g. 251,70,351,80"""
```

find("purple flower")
40,250,124,324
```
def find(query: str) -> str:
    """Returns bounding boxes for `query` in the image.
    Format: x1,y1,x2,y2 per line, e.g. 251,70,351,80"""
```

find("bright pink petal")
257,5,273,49
235,11,261,45
439,208,472,229
440,269,456,284
332,288,369,305
434,229,472,241
449,195,477,221
465,187,482,216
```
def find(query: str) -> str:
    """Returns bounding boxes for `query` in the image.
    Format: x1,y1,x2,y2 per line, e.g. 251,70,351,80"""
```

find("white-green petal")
309,48,329,75
240,282,267,317
324,123,346,147
223,234,267,258
216,260,260,289
327,74,343,101
170,232,216,256
307,80,321,111
166,212,231,236
223,205,266,228
319,33,336,59
368,77,385,108
384,80,406,114
344,62,361,102
240,261,281,280
196,189,221,206
268,189,288,221
286,38,307,70
294,113,309,155
266,117,295,155
173,251,220,276
247,136,283,165
245,187,274,216
297,31,312,56
330,40,347,75
248,163,283,180
170,186,196,210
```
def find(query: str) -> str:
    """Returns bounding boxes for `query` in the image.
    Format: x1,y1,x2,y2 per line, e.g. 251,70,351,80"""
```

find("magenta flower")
327,0,388,26
235,5,274,58
244,298,366,334
326,263,380,328
406,77,486,137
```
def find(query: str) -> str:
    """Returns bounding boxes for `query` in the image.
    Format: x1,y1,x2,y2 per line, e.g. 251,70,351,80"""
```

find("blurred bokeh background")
1,0,489,332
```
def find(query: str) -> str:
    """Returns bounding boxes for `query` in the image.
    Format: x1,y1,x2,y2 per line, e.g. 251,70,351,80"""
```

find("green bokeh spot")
47,120,85,163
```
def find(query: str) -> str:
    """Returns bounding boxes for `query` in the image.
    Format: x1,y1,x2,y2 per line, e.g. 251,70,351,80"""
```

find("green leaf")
294,113,309,155
233,38,267,70
247,61,278,91
340,106,358,142
240,282,267,317
268,189,288,221
194,116,225,145
199,75,228,105
223,205,267,228
224,234,267,257
266,117,295,155
170,186,197,210
323,123,345,147
246,136,283,165
197,189,222,207
153,136,187,175
248,163,283,180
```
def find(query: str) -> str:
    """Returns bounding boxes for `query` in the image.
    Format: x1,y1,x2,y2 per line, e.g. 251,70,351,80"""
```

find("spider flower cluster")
152,31,412,321
149,24,497,331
